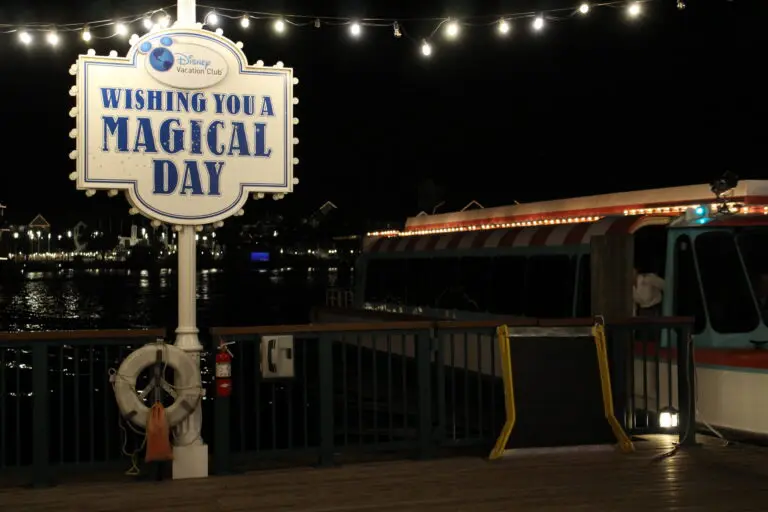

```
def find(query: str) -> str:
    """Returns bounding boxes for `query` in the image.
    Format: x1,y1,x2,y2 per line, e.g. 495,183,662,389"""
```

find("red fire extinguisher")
215,342,233,398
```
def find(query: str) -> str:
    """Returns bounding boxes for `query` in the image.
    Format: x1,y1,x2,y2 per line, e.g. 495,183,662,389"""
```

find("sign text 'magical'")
73,30,295,225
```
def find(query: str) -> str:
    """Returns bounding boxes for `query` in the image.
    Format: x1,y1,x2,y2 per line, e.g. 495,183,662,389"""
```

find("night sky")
0,0,766,228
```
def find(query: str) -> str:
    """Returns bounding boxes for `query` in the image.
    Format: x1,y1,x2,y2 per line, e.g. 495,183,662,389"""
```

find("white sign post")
70,0,297,479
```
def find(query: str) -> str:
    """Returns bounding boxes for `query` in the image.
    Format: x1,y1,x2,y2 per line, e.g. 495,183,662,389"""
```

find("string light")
444,20,460,39
421,40,432,57
1,1,663,54
46,30,59,46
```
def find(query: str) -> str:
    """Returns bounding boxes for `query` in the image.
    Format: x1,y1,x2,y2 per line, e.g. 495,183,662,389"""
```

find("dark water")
0,267,343,332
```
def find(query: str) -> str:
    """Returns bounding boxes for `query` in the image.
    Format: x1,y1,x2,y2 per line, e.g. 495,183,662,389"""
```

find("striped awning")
364,215,669,254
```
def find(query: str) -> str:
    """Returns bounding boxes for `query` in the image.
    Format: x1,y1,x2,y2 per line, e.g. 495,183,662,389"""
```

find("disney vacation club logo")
140,36,222,76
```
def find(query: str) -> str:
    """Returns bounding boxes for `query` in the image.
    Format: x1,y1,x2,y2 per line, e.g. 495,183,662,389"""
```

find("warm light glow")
207,12,219,25
628,2,641,17
498,19,510,34
19,31,32,45
159,15,171,28
115,23,127,36
579,3,590,14
533,16,545,31
143,17,153,29
366,215,605,238
350,22,362,37
444,20,459,38
659,410,678,429
274,19,286,33
46,31,59,46
421,40,432,56
82,29,91,41
240,16,250,28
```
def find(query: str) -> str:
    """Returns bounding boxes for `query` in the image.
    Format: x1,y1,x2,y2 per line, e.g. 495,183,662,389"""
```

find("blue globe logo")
149,47,174,72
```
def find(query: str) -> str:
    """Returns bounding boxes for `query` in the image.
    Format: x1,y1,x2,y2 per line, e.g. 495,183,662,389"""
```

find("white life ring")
113,343,203,429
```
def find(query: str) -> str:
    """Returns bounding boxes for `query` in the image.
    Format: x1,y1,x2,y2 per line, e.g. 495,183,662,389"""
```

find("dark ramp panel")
505,336,615,449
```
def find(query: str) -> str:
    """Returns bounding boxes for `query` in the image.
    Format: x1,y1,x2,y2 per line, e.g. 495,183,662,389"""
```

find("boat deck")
2,435,767,511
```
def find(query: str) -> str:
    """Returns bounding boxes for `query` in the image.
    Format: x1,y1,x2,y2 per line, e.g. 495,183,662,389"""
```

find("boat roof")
366,181,768,239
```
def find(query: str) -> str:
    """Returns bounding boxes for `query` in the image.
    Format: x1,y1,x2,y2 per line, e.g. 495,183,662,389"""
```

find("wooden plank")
2,436,768,510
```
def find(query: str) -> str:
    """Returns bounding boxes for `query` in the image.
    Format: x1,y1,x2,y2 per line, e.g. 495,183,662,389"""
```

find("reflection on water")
0,267,336,332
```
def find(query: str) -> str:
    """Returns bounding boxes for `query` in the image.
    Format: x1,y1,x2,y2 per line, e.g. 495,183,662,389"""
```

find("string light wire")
1,0,654,54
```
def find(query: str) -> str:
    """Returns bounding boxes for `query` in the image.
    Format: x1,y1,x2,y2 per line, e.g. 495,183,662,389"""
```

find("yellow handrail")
592,322,635,453
489,324,516,460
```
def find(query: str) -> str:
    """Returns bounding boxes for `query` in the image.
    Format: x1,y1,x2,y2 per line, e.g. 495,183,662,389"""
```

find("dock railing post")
318,334,335,466
416,330,434,459
31,342,52,487
676,325,697,447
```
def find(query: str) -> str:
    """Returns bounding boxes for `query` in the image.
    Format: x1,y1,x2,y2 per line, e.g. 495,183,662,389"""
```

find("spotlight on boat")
710,171,738,198
659,406,679,430
711,171,738,214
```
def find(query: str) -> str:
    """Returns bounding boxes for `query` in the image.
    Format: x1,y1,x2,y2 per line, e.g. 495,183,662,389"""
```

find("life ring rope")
110,342,204,431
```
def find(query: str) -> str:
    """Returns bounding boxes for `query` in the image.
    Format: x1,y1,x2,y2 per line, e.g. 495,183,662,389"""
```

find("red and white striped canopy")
364,215,668,254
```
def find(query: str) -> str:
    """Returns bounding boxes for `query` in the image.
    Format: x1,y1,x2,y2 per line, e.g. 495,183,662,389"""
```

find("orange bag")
145,402,174,462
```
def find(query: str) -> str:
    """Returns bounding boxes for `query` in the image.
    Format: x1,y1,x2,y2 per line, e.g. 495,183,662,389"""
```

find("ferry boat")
354,178,768,440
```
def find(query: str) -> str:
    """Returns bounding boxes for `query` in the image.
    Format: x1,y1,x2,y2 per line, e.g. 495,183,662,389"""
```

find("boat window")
695,231,758,333
457,257,492,311
363,258,407,305
575,255,591,317
736,228,768,325
489,256,527,315
431,258,460,309
634,225,667,277
404,258,433,307
524,255,576,318
673,235,705,334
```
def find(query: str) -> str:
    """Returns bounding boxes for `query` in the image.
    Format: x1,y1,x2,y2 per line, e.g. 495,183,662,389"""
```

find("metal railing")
0,329,165,485
0,316,696,486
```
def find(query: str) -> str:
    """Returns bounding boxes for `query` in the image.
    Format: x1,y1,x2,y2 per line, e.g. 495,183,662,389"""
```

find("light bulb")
46,31,59,46
115,23,127,36
350,22,361,37
628,2,641,17
159,15,171,28
143,18,152,29
421,40,432,56
532,16,544,31
579,3,590,14
19,31,32,45
215,28,223,36
208,12,218,25
274,19,285,33
240,16,250,28
82,29,91,41
444,20,459,39
498,19,510,34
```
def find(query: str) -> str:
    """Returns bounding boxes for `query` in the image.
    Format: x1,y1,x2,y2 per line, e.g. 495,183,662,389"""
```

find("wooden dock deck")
2,435,767,511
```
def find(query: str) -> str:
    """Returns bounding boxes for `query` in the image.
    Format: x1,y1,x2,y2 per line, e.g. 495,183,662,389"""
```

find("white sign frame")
73,29,295,225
